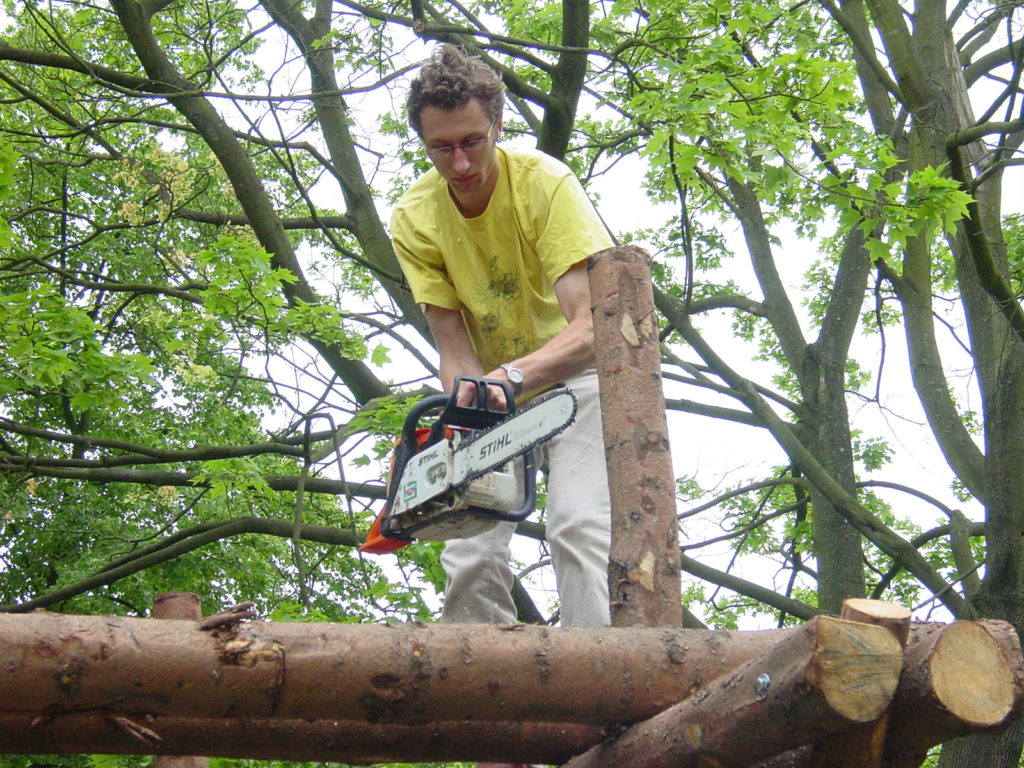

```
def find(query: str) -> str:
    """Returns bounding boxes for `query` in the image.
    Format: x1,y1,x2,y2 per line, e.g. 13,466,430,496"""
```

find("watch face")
508,367,524,384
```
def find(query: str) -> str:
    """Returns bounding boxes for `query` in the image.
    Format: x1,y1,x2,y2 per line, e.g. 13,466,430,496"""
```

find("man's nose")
451,148,471,173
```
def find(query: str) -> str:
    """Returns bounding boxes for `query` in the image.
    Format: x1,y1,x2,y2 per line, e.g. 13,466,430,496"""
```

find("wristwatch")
500,362,525,396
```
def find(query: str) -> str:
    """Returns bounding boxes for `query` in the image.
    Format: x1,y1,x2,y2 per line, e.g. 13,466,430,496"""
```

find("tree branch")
108,0,389,404
0,462,386,499
0,517,362,613
657,290,972,619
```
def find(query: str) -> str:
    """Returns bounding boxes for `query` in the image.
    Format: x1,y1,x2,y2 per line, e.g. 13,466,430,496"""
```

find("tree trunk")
859,1,1024,765
804,356,867,614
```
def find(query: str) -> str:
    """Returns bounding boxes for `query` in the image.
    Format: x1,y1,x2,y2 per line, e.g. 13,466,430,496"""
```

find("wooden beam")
560,616,903,768
2,609,1020,764
883,619,1019,768
0,714,605,764
755,616,1022,768
152,592,208,768
0,612,786,728
588,245,682,628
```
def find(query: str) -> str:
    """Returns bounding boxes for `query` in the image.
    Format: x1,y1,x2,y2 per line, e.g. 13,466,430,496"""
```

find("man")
391,43,613,629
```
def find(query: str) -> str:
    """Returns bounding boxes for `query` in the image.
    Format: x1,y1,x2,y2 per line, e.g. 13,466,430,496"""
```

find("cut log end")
815,618,903,723
932,621,1015,727
841,598,912,646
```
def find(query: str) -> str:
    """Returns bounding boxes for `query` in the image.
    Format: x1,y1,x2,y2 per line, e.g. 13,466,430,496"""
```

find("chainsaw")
360,376,577,554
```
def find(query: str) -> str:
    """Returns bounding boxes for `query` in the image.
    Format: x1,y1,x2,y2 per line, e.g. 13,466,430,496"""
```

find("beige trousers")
440,369,611,628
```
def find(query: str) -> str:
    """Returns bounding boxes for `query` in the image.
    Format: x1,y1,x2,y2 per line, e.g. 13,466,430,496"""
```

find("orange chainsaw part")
360,506,410,554
359,425,460,555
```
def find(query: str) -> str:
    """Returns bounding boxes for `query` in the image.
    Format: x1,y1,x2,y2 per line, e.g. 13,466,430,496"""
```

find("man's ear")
495,115,503,140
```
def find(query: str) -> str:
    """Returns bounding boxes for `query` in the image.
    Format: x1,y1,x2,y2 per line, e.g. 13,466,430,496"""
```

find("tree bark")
0,713,605,764
536,0,592,159
562,616,902,768
153,592,207,768
0,612,789,726
589,245,682,628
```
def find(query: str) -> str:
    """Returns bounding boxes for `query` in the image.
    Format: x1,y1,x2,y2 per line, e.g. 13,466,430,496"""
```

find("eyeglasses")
425,122,494,161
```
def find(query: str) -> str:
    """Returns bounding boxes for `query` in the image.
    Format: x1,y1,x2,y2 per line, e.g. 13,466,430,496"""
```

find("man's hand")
458,375,511,410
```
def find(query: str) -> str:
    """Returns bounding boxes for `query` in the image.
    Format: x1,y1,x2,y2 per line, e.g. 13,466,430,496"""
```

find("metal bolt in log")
588,245,682,628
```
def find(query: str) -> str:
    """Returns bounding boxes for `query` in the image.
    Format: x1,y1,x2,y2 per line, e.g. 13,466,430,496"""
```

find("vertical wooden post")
153,592,208,768
588,245,682,628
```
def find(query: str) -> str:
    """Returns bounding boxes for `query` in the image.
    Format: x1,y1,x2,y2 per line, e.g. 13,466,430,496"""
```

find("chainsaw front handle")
444,375,516,429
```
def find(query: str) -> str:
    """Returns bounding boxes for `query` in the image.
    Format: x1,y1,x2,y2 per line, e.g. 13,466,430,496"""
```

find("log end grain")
840,598,912,647
814,618,903,723
931,621,1015,728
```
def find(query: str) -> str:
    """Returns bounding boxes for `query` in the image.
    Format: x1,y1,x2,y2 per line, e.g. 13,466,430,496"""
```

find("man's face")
419,99,500,199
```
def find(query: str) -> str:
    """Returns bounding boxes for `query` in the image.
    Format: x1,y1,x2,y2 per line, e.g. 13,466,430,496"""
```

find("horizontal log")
0,714,605,764
883,619,1019,768
562,616,903,768
754,618,1023,768
0,611,787,727
4,609,1020,764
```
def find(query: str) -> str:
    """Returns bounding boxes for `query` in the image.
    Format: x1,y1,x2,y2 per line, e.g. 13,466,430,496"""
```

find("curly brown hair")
406,44,504,135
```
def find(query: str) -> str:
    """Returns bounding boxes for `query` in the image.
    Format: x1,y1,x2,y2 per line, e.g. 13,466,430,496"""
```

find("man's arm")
425,260,595,406
483,260,594,394
424,303,486,394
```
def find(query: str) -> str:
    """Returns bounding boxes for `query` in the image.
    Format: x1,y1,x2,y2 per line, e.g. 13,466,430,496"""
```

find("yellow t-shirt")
391,147,613,371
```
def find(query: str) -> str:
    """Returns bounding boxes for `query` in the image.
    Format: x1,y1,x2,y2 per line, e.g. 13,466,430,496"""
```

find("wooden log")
807,599,912,768
0,714,605,764
589,245,682,628
882,619,1019,768
0,612,790,727
561,616,903,768
755,618,1022,768
153,592,208,768
976,618,1024,719
839,597,912,646
153,591,203,622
